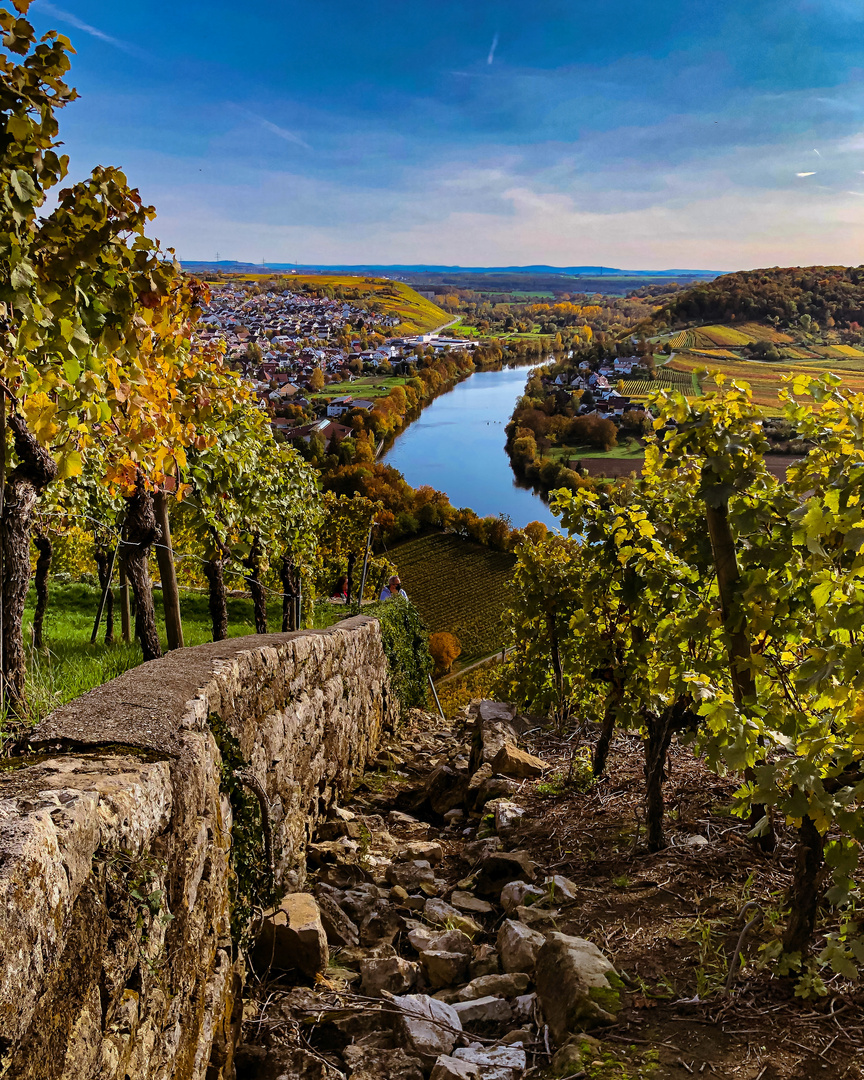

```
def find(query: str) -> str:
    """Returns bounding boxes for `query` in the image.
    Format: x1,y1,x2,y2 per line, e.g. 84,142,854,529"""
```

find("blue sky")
27,0,864,269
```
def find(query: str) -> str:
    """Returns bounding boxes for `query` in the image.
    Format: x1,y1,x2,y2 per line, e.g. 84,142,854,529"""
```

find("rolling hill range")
643,266,864,408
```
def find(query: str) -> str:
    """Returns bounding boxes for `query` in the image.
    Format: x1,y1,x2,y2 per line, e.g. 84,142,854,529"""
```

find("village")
197,281,479,445
541,354,646,418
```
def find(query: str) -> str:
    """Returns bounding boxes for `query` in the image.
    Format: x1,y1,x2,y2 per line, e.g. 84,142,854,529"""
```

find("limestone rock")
361,956,421,997
450,890,494,916
500,881,544,914
455,973,530,1001
452,996,513,1026
420,950,470,989
315,891,359,948
496,920,545,975
493,801,526,833
408,927,473,955
424,764,470,816
534,933,623,1039
430,1057,479,1080
359,900,402,947
475,852,537,898
491,745,546,780
341,884,382,923
255,893,328,977
393,994,462,1060
425,898,482,936
512,993,537,1023
453,1044,527,1079
316,819,362,841
469,944,500,979
475,776,521,808
501,1027,534,1045
543,874,579,902
345,1046,425,1080
385,859,436,891
395,841,444,864
551,1039,586,1075
514,904,558,930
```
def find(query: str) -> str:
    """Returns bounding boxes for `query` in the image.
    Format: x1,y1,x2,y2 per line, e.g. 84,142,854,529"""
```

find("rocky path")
235,701,625,1080
235,702,864,1080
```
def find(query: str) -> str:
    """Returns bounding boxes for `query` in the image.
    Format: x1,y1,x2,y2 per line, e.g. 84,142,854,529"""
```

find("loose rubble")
236,702,623,1079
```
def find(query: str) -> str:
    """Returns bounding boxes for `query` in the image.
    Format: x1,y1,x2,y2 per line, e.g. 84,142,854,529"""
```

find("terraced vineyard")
389,533,517,661
623,366,697,398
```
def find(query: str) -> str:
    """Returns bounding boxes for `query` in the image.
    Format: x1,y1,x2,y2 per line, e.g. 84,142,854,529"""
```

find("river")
382,366,559,529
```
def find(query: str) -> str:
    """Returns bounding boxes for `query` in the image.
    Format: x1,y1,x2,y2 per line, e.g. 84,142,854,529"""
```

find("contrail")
487,32,499,65
37,2,146,57
796,171,817,177
231,106,311,151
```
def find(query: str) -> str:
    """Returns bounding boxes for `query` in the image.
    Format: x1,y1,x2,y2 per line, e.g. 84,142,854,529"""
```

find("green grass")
549,439,644,462
389,533,516,661
312,376,408,400
3,583,302,733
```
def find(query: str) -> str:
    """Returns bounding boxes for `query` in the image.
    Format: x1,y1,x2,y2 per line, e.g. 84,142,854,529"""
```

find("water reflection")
382,366,559,529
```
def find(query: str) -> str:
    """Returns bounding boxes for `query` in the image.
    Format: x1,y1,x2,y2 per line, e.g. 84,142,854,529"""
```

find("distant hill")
654,266,864,331
181,260,719,279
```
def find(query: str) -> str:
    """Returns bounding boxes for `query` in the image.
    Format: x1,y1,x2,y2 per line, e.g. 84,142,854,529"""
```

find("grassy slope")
389,533,516,662
12,584,288,727
311,376,408,401
221,273,449,336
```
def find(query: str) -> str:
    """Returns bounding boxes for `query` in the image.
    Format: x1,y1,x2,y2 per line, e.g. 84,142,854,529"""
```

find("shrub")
370,597,433,711
429,631,462,675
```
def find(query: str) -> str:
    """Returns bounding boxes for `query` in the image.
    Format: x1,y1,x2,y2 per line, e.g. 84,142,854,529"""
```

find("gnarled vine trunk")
204,556,228,641
244,537,267,634
643,700,695,853
1,412,58,708
94,546,115,645
280,552,299,632
705,500,775,852
593,677,623,777
32,531,52,650
123,476,162,662
782,815,825,957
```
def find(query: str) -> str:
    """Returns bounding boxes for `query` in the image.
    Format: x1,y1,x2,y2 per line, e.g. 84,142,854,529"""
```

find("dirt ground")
241,710,864,1080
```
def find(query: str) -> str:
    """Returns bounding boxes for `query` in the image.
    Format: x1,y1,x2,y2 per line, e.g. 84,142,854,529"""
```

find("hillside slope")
655,265,864,330
389,533,516,661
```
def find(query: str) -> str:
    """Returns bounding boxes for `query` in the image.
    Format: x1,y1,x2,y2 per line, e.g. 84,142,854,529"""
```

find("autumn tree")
429,631,461,675
0,4,248,698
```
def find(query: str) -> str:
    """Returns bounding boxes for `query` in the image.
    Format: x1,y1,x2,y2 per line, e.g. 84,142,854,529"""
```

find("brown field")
581,453,803,481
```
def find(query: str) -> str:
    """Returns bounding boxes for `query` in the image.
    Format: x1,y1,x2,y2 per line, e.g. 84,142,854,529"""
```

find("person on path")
379,574,407,601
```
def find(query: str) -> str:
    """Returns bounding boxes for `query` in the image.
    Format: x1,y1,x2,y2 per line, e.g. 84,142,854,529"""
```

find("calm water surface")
382,366,559,529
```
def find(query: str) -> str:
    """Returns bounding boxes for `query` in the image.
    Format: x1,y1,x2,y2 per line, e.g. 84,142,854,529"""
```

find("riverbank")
382,366,558,528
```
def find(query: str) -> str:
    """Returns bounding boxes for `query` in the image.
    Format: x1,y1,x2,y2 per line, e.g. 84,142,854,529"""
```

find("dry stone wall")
0,617,393,1080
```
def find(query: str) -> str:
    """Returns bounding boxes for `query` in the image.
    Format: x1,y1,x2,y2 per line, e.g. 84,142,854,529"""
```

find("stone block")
255,893,328,977
496,920,545,974
534,932,623,1039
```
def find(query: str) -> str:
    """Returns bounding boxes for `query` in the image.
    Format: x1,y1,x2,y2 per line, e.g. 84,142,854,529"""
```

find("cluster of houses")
196,283,479,447
547,355,646,418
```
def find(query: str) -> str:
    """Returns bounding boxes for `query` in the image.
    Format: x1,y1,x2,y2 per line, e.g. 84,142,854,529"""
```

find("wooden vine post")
154,491,184,650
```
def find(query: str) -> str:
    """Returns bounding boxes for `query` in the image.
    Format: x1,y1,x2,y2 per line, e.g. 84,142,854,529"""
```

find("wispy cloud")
37,2,147,57
230,106,311,151
487,32,499,65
